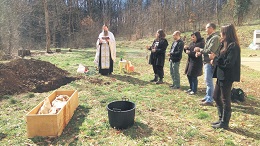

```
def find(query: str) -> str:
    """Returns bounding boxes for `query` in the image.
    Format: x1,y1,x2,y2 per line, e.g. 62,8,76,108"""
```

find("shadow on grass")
122,71,141,76
180,87,206,99
30,105,90,145
59,48,95,54
0,132,7,140
110,74,150,86
232,98,260,116
123,121,153,139
229,127,260,140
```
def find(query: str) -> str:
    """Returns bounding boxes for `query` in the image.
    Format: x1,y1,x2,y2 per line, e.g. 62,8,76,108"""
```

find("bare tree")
0,0,31,59
43,0,51,53
0,0,258,57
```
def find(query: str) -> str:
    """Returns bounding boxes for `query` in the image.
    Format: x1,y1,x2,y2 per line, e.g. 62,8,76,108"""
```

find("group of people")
94,23,241,129
146,23,241,129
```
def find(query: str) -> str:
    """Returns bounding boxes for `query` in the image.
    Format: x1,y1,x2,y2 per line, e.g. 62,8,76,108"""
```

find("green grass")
0,24,260,145
196,111,210,119
0,95,12,100
23,93,35,98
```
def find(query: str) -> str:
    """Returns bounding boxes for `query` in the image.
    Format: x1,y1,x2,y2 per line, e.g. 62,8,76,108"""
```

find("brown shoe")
200,101,213,106
201,98,206,102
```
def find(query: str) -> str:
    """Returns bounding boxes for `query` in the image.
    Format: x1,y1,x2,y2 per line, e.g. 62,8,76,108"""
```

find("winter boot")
212,110,231,129
150,74,158,82
156,78,163,84
211,106,223,125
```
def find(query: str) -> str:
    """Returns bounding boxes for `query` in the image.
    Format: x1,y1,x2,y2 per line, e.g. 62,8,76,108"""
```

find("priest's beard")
104,30,108,36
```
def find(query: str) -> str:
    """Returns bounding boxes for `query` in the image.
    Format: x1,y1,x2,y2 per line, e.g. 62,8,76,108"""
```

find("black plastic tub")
107,100,135,129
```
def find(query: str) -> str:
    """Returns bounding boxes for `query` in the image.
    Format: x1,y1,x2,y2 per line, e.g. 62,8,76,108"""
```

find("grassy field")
0,24,260,146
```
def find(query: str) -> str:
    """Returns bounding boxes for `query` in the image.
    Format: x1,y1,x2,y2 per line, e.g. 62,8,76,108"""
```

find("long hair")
156,29,166,40
191,31,202,43
220,24,240,54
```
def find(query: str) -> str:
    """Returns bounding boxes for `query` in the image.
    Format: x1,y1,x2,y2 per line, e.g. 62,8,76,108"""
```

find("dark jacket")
149,38,168,66
212,42,241,82
184,33,205,77
169,39,184,62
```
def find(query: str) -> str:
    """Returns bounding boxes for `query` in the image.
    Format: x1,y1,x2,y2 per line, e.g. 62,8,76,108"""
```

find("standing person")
94,24,116,75
168,31,184,89
147,29,168,84
184,32,205,95
209,24,241,129
195,23,220,106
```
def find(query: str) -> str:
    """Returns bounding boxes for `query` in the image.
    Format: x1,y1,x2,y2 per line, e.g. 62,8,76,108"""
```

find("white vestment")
94,31,116,68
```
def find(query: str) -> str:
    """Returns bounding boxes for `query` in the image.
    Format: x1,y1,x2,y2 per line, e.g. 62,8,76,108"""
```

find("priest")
94,24,116,75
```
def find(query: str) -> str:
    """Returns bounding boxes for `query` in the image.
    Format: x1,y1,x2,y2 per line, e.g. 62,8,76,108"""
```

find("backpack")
231,88,246,102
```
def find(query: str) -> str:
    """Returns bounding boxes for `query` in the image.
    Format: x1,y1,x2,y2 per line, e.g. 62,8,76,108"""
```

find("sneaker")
184,89,192,93
169,85,175,88
189,91,195,95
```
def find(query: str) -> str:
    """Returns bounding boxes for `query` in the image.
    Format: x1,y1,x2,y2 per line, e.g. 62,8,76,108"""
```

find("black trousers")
152,64,164,79
213,80,233,112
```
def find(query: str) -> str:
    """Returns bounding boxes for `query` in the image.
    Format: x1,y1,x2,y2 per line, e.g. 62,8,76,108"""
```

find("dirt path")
241,57,260,71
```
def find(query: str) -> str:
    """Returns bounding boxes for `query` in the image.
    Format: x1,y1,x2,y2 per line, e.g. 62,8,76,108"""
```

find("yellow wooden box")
26,90,79,138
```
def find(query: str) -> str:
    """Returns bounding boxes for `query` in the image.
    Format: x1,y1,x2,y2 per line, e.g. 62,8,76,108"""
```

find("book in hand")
102,36,110,40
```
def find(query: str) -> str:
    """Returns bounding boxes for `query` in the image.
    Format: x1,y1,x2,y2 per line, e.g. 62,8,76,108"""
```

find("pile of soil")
0,58,77,96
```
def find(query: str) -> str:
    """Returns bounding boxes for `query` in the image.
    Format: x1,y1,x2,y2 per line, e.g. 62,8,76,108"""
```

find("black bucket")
107,99,135,129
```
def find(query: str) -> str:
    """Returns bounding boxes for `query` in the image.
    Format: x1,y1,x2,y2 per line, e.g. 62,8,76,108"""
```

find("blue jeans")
204,63,214,102
187,75,198,93
170,61,180,87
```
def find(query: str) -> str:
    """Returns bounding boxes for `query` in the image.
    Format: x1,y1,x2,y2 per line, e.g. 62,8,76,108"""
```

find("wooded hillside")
0,0,259,58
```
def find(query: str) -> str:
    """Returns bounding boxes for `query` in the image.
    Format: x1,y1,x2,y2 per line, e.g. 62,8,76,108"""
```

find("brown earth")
0,58,77,96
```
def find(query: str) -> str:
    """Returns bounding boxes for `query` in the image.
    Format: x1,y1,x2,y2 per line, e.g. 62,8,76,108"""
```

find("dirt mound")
0,58,77,96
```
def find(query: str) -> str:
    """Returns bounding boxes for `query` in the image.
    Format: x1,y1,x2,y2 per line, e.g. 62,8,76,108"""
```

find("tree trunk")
216,0,220,26
8,19,13,56
18,49,31,57
43,0,51,53
52,0,58,48
238,14,243,26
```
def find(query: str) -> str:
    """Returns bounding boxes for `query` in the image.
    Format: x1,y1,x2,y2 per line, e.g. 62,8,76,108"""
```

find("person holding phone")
147,29,168,84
